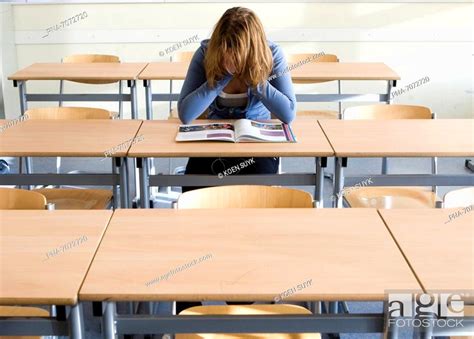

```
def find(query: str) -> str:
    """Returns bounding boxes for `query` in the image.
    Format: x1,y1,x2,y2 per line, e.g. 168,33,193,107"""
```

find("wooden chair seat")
343,187,439,209
0,188,47,210
177,304,320,339
26,106,110,120
0,306,49,339
297,110,339,119
62,54,121,85
177,185,313,209
33,188,112,209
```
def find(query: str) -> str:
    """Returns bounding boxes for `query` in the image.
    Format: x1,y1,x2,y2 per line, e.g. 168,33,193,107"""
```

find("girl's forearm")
178,75,232,124
251,81,296,124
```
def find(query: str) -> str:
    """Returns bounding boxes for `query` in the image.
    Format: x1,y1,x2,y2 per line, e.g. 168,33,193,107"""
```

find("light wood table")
8,62,148,124
128,117,333,207
318,119,474,207
0,119,143,208
379,209,473,294
0,210,112,338
379,209,473,337
8,63,148,82
0,119,142,157
80,208,420,337
319,119,474,158
138,61,400,120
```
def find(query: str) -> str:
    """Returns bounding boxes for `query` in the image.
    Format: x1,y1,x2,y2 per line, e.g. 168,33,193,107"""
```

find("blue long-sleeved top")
178,39,296,124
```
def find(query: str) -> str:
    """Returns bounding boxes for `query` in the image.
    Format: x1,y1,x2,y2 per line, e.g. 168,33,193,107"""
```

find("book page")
176,123,235,142
235,119,296,142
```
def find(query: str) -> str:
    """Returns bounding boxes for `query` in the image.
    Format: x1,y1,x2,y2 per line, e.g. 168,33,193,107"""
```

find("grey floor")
2,156,471,338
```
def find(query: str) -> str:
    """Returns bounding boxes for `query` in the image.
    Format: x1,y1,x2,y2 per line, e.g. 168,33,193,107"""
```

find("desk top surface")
8,63,148,81
0,119,142,157
80,208,420,302
319,119,474,157
0,210,112,305
138,62,400,81
128,117,334,157
379,209,474,297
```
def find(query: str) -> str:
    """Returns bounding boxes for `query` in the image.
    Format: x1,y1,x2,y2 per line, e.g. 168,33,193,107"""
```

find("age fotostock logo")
387,292,465,329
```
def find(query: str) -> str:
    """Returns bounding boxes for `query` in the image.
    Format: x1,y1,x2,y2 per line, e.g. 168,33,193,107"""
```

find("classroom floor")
3,156,470,339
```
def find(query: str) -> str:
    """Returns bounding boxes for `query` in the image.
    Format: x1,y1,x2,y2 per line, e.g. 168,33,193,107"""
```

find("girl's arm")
251,45,297,124
178,49,232,124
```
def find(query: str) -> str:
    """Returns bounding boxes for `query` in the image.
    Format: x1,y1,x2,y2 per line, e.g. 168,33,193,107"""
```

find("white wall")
2,2,473,119
0,3,18,119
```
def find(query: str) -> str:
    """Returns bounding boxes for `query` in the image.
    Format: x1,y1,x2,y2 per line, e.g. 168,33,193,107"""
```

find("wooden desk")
129,117,333,158
1,210,112,305
291,62,399,82
8,63,148,123
319,119,474,158
138,62,399,120
81,208,419,301
0,119,142,157
80,208,419,337
138,62,399,82
0,119,142,208
0,210,111,337
8,63,148,81
138,62,188,80
128,117,333,207
319,119,474,207
378,209,474,295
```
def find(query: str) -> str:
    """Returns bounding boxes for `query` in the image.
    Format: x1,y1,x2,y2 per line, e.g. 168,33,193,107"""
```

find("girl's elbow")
177,102,190,124
283,101,297,123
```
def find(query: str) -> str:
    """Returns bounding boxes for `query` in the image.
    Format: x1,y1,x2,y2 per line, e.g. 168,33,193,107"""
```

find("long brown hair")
205,7,273,88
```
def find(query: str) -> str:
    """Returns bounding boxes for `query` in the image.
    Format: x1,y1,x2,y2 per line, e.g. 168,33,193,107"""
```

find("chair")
443,187,474,208
176,186,318,338
177,305,320,339
287,54,340,120
0,187,47,209
0,191,49,339
59,54,122,119
341,104,439,209
0,306,49,339
26,107,114,210
177,185,313,209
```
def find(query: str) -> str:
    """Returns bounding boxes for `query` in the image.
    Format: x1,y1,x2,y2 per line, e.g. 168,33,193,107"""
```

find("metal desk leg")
128,80,140,204
431,157,438,195
119,157,130,208
129,80,138,120
143,80,157,200
103,301,118,339
314,157,326,208
69,303,84,339
466,159,474,172
15,80,32,176
139,157,150,209
112,159,119,209
413,315,434,339
144,80,153,121
333,157,346,208
329,302,338,314
381,81,394,176
382,158,389,175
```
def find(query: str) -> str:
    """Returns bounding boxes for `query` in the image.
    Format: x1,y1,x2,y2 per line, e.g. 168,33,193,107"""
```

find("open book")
175,119,297,143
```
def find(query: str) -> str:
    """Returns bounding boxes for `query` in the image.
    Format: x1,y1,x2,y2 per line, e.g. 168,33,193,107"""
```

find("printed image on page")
235,119,291,142
176,123,235,141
